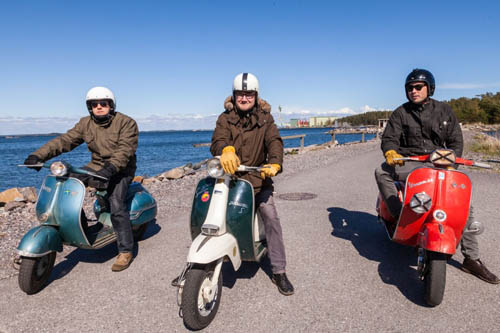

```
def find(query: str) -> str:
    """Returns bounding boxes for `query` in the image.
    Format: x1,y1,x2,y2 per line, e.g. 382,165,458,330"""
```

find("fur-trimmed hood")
223,96,271,113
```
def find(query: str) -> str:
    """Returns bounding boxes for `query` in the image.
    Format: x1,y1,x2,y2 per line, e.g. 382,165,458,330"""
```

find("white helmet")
85,86,116,111
232,73,259,93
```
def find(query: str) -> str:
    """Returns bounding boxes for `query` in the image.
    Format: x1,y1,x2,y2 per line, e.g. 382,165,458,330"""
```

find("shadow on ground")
47,220,161,286
327,207,429,306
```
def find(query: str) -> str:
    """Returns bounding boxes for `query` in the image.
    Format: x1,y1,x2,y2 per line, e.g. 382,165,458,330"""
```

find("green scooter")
175,158,267,330
16,160,157,294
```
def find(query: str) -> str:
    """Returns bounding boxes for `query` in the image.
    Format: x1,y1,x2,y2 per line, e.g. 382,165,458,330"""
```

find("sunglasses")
406,84,426,92
90,100,109,108
235,91,256,98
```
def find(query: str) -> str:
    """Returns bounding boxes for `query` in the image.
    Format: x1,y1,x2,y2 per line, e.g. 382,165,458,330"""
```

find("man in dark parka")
211,73,294,295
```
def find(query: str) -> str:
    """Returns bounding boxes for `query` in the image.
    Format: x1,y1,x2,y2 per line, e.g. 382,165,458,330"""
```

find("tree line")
337,92,500,126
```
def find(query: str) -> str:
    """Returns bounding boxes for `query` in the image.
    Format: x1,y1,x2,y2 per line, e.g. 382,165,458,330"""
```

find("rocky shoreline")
0,129,497,280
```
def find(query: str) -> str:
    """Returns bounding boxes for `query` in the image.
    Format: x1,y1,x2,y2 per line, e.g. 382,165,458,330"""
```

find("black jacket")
381,99,463,157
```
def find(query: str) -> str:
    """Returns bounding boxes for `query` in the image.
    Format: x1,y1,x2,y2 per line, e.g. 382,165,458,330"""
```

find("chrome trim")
17,249,54,258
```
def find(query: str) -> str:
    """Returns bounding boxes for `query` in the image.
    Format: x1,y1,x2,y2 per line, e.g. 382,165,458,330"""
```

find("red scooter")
376,149,490,306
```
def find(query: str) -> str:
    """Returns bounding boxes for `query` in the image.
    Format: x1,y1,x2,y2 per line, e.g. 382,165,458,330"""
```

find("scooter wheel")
424,251,448,306
18,252,56,295
181,266,222,330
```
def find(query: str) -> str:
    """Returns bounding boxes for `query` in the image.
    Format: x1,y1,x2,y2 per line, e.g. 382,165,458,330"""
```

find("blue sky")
1,0,499,134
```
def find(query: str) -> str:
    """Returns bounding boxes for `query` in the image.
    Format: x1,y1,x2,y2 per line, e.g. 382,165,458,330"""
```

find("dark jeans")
256,188,287,274
374,161,479,259
72,168,134,253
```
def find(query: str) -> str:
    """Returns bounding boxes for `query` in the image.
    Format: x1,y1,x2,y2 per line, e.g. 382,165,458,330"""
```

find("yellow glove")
446,166,455,170
385,150,405,166
220,146,240,174
260,164,281,179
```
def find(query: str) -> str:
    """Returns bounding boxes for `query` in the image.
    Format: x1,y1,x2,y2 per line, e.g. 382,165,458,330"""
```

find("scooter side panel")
187,233,242,271
127,183,157,226
17,225,63,257
54,178,89,247
226,179,255,261
393,168,437,245
190,177,216,239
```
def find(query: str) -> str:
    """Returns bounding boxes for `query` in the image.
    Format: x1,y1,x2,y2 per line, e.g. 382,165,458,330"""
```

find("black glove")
24,155,43,172
95,162,117,180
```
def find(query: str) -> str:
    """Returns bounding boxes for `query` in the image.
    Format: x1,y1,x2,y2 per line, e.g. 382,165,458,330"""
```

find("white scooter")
175,158,267,330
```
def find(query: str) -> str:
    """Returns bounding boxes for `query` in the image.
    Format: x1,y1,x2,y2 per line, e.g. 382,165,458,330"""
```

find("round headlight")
50,161,68,177
207,158,224,178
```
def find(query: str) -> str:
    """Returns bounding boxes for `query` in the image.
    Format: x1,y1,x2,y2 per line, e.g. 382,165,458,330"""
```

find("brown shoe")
111,252,133,272
461,258,500,284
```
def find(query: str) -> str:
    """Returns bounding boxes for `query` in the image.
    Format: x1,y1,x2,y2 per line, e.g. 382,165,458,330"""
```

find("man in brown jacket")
24,87,139,272
211,73,294,295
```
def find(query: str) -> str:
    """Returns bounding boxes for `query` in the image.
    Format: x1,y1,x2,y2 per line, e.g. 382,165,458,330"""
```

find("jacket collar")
223,96,271,127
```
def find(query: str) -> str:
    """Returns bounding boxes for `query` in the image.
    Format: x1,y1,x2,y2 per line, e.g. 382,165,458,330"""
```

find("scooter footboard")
187,233,242,271
418,223,457,255
17,226,63,257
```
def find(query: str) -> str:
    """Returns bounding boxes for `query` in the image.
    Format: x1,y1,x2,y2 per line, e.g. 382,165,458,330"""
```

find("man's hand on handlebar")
385,150,405,167
23,155,43,171
260,164,281,179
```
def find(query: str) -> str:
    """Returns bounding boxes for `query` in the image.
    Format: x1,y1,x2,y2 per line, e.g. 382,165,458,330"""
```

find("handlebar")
393,156,492,169
18,161,109,180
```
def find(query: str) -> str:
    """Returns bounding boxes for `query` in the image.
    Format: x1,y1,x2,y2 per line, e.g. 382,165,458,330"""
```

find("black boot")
272,273,294,296
462,258,500,284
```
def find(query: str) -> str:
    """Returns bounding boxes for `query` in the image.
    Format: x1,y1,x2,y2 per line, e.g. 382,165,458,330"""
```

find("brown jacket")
33,112,138,176
211,96,283,192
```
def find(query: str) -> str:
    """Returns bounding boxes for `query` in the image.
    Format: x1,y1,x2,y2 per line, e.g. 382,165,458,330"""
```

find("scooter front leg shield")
17,226,63,257
187,233,242,271
418,223,457,255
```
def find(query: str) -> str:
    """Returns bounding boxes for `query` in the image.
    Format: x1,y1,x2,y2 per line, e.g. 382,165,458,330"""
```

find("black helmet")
405,68,435,96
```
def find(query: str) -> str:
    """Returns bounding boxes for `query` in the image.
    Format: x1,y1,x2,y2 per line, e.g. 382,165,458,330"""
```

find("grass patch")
470,133,500,156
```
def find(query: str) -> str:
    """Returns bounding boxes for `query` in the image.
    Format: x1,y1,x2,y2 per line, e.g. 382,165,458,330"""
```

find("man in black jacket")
375,69,499,284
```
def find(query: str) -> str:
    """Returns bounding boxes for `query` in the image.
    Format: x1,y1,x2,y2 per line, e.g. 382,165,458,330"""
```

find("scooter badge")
201,191,210,202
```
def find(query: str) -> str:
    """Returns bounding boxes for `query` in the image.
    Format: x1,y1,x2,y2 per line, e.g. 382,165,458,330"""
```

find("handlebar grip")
473,162,492,169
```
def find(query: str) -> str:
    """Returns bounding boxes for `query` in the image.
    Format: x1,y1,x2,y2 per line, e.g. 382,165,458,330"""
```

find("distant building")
309,116,338,127
289,119,309,128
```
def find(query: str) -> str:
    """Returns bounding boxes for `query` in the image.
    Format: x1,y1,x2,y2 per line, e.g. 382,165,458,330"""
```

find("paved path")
1,146,499,332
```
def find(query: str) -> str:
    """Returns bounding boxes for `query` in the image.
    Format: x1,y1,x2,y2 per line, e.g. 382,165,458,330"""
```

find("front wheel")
424,251,447,306
181,266,222,330
18,252,56,295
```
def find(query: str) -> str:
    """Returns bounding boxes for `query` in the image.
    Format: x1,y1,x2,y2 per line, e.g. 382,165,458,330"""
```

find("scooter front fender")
418,223,457,255
187,233,242,271
17,225,63,257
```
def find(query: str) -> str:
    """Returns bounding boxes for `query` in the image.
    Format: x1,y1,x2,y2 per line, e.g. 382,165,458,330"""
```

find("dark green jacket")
33,112,138,176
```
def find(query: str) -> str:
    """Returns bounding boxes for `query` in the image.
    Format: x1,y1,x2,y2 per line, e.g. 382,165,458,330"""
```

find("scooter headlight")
201,224,220,236
207,158,224,178
409,192,432,214
50,161,68,177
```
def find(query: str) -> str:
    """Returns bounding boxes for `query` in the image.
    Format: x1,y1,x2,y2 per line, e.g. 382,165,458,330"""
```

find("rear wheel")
18,252,56,295
424,251,447,306
181,266,222,330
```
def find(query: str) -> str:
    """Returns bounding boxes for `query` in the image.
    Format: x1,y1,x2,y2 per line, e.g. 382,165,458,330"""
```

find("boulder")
0,188,24,204
5,201,26,211
19,187,37,203
133,175,144,184
142,178,157,185
161,168,185,180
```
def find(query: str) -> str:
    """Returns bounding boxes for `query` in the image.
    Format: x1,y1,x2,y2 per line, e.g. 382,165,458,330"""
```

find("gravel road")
0,134,499,332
